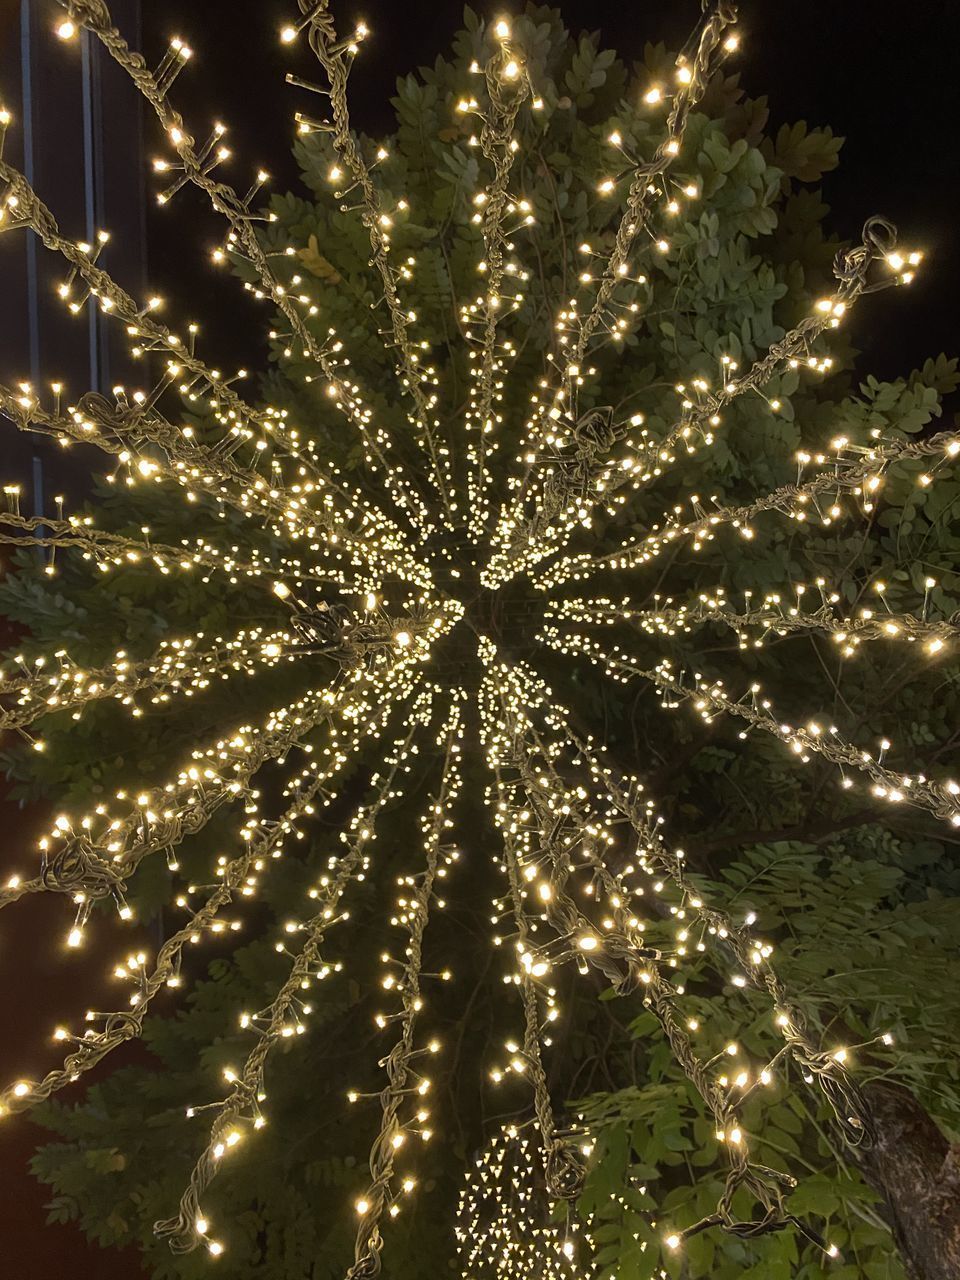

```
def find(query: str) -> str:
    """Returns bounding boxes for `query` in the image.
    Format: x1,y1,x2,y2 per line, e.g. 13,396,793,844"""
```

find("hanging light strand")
540,426,960,588
53,0,432,536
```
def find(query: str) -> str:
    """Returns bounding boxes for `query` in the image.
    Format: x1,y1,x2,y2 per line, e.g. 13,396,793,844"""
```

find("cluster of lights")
539,425,960,589
0,1,950,1274
0,625,299,733
456,1125,592,1277
155,683,442,1258
0,654,424,1125
457,17,536,539
483,2,740,585
341,693,465,1275
485,215,921,589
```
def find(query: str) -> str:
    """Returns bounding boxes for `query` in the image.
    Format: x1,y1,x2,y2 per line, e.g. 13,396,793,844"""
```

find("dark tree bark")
854,1081,960,1280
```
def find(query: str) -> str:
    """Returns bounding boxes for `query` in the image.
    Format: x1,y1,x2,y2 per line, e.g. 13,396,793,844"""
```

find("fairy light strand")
297,1,455,523
52,0,431,535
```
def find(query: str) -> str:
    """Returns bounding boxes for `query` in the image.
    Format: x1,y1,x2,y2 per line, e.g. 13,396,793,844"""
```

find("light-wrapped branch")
1,374,432,593
0,625,294,732
480,648,821,1253
0,650,420,915
484,759,585,1202
520,674,879,1153
55,0,431,534
0,510,346,589
547,587,957,658
568,2,738,365
462,27,531,530
506,1,738,496
0,160,319,476
488,216,910,587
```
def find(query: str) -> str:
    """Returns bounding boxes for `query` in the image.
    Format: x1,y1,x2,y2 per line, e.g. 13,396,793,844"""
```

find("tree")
1,3,958,1279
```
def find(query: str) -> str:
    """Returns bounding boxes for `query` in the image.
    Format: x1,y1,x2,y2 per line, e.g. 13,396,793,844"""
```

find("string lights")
0,0,954,1275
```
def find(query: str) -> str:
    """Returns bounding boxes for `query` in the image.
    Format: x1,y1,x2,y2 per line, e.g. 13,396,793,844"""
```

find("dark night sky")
1,2,958,1277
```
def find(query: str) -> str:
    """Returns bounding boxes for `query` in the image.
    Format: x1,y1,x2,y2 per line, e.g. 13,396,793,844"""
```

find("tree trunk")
854,1080,960,1280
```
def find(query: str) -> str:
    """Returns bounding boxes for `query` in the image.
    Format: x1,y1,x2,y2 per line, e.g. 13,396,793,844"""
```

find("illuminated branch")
502,0,738,540
536,4,738,443
0,653,420,916
0,377,434,593
0,510,349,588
0,625,294,732
0,161,319,476
519,672,881,1152
488,216,914,587
480,648,836,1254
548,585,958,659
482,747,585,1199
569,3,738,365
462,26,531,531
55,0,433,534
